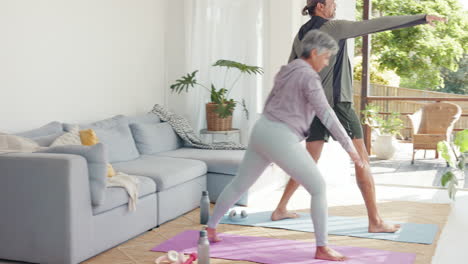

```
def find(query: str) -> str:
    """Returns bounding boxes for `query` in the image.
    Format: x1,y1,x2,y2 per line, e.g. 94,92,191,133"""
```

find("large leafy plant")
361,104,404,137
170,60,263,119
437,129,468,200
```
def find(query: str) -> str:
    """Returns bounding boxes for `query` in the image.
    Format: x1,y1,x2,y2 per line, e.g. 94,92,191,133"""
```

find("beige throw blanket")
107,172,140,212
0,133,43,154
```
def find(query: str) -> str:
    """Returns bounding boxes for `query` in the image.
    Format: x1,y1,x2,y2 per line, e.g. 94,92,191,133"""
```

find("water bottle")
200,191,210,224
197,230,210,264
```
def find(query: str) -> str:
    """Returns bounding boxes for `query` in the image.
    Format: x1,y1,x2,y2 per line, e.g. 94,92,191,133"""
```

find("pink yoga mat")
151,230,416,264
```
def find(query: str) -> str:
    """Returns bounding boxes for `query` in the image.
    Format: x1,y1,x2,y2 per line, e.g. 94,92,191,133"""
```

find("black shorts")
306,102,363,142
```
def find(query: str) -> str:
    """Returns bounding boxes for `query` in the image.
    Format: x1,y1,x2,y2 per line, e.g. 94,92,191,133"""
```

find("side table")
200,129,241,144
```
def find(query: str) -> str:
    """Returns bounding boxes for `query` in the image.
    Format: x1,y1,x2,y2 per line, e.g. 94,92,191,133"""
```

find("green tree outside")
354,0,467,93
438,54,468,95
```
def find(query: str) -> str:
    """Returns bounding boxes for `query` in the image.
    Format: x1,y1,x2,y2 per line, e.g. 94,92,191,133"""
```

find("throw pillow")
32,132,66,147
79,129,99,146
50,126,81,147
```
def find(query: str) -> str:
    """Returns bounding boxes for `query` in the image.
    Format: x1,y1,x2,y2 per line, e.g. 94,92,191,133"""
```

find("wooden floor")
81,202,450,264
352,142,467,189
0,142,461,264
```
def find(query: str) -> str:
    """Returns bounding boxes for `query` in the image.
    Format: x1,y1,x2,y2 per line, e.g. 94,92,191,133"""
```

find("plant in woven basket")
437,129,468,200
170,60,263,120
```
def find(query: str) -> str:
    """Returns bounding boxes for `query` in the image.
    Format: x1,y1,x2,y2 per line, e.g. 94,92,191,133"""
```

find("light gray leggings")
207,116,328,246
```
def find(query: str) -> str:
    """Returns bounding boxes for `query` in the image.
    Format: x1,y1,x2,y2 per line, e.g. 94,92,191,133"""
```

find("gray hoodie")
263,59,356,153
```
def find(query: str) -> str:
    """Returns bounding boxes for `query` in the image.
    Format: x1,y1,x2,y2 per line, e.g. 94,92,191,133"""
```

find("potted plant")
361,104,405,159
170,59,263,131
437,129,468,200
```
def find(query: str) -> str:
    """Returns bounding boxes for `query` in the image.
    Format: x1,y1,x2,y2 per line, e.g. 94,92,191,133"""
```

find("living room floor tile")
83,248,134,264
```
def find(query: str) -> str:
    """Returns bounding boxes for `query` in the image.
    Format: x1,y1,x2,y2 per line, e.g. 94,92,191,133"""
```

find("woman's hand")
426,15,447,26
348,151,366,169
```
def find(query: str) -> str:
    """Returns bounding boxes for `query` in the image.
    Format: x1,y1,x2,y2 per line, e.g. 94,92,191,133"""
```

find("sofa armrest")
0,153,93,264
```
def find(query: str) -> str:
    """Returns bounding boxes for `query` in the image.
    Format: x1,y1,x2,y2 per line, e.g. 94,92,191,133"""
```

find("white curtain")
185,0,264,144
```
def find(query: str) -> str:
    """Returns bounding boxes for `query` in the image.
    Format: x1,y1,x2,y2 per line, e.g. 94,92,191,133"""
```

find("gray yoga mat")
220,211,438,244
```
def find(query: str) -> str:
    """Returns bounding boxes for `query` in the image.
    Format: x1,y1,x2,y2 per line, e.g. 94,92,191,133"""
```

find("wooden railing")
352,82,468,151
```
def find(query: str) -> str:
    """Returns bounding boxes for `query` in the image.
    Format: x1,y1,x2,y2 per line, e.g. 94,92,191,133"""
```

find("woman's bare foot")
206,227,222,243
271,209,300,221
369,221,401,233
315,246,346,261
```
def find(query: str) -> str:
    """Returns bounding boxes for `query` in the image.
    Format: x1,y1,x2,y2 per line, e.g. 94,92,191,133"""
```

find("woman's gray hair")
301,30,338,58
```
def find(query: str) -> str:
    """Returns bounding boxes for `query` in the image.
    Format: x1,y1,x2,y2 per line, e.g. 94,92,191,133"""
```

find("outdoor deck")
351,142,468,189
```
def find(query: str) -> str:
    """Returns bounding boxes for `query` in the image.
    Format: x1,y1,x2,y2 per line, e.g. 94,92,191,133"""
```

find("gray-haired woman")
206,30,364,261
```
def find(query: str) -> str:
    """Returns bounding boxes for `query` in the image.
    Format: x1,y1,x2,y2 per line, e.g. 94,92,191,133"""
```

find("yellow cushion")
79,129,99,146
79,129,116,178
106,164,116,178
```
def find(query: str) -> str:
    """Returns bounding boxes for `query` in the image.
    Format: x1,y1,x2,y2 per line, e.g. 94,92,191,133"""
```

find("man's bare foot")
206,227,222,243
315,246,346,261
271,209,300,221
369,221,401,233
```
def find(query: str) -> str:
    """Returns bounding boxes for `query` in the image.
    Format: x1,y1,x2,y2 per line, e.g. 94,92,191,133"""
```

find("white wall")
0,0,169,133
262,0,298,104
0,0,356,133
164,0,192,120
336,0,356,59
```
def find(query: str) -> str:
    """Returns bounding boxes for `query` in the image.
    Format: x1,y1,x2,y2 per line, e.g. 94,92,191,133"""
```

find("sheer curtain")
185,0,264,144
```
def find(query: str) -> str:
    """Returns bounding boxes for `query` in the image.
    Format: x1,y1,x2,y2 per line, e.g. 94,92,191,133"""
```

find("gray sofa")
0,113,284,264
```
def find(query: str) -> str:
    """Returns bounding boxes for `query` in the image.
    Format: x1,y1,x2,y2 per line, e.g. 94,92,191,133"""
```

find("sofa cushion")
92,175,156,215
157,147,244,175
15,122,63,138
64,116,139,163
37,144,108,206
93,123,140,163
79,129,117,178
112,155,207,191
126,113,161,125
63,115,126,132
130,122,182,155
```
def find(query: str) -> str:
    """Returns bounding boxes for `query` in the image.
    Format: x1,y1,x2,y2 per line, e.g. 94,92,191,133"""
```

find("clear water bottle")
200,191,210,224
197,230,210,264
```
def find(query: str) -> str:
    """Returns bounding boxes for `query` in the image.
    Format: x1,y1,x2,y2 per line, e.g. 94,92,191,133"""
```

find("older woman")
206,30,364,261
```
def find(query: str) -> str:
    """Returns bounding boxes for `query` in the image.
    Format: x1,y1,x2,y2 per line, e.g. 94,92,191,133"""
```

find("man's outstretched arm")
323,14,445,40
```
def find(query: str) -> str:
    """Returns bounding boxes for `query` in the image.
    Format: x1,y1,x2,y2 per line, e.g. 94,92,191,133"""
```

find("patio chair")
408,102,462,164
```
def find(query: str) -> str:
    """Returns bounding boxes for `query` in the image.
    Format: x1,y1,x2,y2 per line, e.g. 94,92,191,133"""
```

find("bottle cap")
200,230,207,237
202,191,209,196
